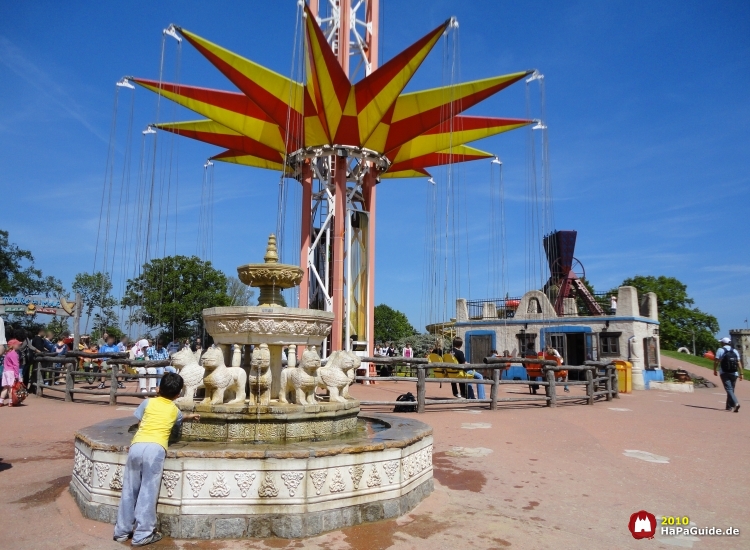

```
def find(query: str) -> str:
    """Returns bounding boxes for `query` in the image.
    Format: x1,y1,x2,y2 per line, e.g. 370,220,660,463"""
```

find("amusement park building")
453,286,662,391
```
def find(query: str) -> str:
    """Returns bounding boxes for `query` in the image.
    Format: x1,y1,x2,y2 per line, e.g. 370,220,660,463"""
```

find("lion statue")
200,346,247,405
279,346,321,405
317,350,360,403
247,343,273,406
171,346,204,404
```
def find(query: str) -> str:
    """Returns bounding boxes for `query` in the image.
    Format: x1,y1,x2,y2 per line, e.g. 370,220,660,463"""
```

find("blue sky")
1,0,748,337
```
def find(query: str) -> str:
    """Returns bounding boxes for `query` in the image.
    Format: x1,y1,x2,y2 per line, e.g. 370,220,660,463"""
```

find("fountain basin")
203,305,334,346
70,414,433,539
177,401,360,443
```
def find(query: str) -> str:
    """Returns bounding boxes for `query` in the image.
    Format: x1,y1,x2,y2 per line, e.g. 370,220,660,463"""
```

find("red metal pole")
363,166,377,378
331,155,347,351
337,0,351,75
299,161,313,309
309,0,319,16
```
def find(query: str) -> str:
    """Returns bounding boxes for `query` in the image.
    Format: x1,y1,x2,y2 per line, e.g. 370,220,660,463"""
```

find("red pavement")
1,355,747,549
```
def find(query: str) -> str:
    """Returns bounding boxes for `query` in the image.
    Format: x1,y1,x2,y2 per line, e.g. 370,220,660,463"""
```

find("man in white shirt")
0,314,6,356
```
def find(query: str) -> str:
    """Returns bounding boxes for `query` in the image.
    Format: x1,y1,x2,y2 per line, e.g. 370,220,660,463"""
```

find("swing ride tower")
127,0,535,355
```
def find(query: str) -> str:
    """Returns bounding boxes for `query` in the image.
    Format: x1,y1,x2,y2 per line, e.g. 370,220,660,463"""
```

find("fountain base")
177,401,360,443
70,414,433,539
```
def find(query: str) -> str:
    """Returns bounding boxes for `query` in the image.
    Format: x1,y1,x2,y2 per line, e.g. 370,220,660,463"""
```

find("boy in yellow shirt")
113,372,199,546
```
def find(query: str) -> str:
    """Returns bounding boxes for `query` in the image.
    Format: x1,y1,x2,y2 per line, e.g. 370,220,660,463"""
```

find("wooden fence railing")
32,352,618,411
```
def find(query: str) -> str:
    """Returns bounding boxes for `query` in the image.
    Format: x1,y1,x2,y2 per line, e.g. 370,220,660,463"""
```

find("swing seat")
429,353,471,378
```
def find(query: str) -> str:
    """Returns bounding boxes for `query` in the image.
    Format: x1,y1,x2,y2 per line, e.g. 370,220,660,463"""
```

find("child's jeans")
114,442,166,543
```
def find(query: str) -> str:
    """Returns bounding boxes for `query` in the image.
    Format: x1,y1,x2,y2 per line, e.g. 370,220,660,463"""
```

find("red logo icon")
628,510,657,539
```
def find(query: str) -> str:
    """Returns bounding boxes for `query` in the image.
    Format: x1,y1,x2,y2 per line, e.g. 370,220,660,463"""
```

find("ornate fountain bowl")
203,305,333,347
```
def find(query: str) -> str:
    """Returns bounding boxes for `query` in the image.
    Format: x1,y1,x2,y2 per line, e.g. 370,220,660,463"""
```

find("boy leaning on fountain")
113,372,200,546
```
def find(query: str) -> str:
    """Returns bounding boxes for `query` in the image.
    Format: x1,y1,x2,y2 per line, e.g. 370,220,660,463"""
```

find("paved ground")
1,355,748,549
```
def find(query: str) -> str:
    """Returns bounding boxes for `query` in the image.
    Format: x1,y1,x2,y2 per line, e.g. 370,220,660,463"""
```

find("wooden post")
109,364,118,406
72,292,82,351
416,367,426,414
490,367,500,410
612,366,620,399
36,360,43,396
586,368,594,405
546,369,557,407
604,367,613,402
65,365,74,402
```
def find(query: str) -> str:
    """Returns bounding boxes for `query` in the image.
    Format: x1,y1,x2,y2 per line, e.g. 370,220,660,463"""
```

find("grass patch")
662,349,750,379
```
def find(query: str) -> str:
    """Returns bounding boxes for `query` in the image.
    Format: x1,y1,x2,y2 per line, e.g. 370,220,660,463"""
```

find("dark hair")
159,372,184,399
452,337,463,349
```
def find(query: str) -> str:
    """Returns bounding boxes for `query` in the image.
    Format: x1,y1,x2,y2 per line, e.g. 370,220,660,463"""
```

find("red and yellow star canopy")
132,6,533,178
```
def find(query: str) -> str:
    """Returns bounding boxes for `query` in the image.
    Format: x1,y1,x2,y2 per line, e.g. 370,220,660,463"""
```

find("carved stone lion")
171,347,204,404
280,346,321,405
317,350,360,403
201,346,247,405
247,343,272,406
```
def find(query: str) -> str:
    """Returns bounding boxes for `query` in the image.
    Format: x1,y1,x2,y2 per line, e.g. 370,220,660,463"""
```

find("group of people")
80,333,205,395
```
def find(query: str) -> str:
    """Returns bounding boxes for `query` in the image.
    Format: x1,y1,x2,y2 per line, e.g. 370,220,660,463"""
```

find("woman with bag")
1,339,22,407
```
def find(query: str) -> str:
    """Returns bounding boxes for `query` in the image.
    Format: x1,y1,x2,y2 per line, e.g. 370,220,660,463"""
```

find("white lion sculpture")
280,346,321,405
171,346,204,404
317,350,360,403
247,343,273,406
200,346,247,405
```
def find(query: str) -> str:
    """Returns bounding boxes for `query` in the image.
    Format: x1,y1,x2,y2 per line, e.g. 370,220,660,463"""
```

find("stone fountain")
70,235,433,539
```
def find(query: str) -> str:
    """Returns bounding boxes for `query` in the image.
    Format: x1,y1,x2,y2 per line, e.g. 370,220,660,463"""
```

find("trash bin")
613,360,632,393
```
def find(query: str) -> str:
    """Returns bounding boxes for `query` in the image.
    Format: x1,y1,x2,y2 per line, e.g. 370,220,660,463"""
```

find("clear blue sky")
1,1,748,338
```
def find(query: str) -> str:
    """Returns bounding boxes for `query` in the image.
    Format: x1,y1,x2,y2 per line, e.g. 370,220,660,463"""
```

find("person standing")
147,340,175,387
113,373,200,545
450,337,468,398
98,334,125,390
714,337,743,412
0,339,21,406
118,335,129,353
166,337,181,356
0,314,6,357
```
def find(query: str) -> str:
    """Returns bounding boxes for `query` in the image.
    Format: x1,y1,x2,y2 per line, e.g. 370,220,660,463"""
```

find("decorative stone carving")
280,346,321,405
382,461,399,484
329,469,345,493
181,421,227,440
94,463,109,487
109,465,123,491
73,448,93,485
162,471,180,497
349,465,365,489
258,473,279,498
186,472,208,497
310,470,328,495
402,446,433,480
201,346,247,405
366,465,382,488
213,318,332,338
209,473,231,498
171,347,204,403
317,350,359,402
248,344,272,406
281,471,304,497
234,472,256,497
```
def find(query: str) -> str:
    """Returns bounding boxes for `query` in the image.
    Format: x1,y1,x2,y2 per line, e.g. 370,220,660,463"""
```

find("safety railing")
33,351,173,405
353,356,619,412
31,352,618,411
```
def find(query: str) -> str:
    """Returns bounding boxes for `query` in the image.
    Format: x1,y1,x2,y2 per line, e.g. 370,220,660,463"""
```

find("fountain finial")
264,234,279,264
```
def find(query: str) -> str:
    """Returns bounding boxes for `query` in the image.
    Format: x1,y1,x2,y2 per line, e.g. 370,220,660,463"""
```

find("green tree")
72,272,118,334
0,229,64,330
374,304,417,343
395,333,450,358
0,229,64,296
122,255,231,338
46,317,70,338
622,275,719,353
226,276,255,306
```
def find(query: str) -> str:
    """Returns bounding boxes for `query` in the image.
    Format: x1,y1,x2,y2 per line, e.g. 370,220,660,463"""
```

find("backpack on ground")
393,392,417,413
720,348,740,374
